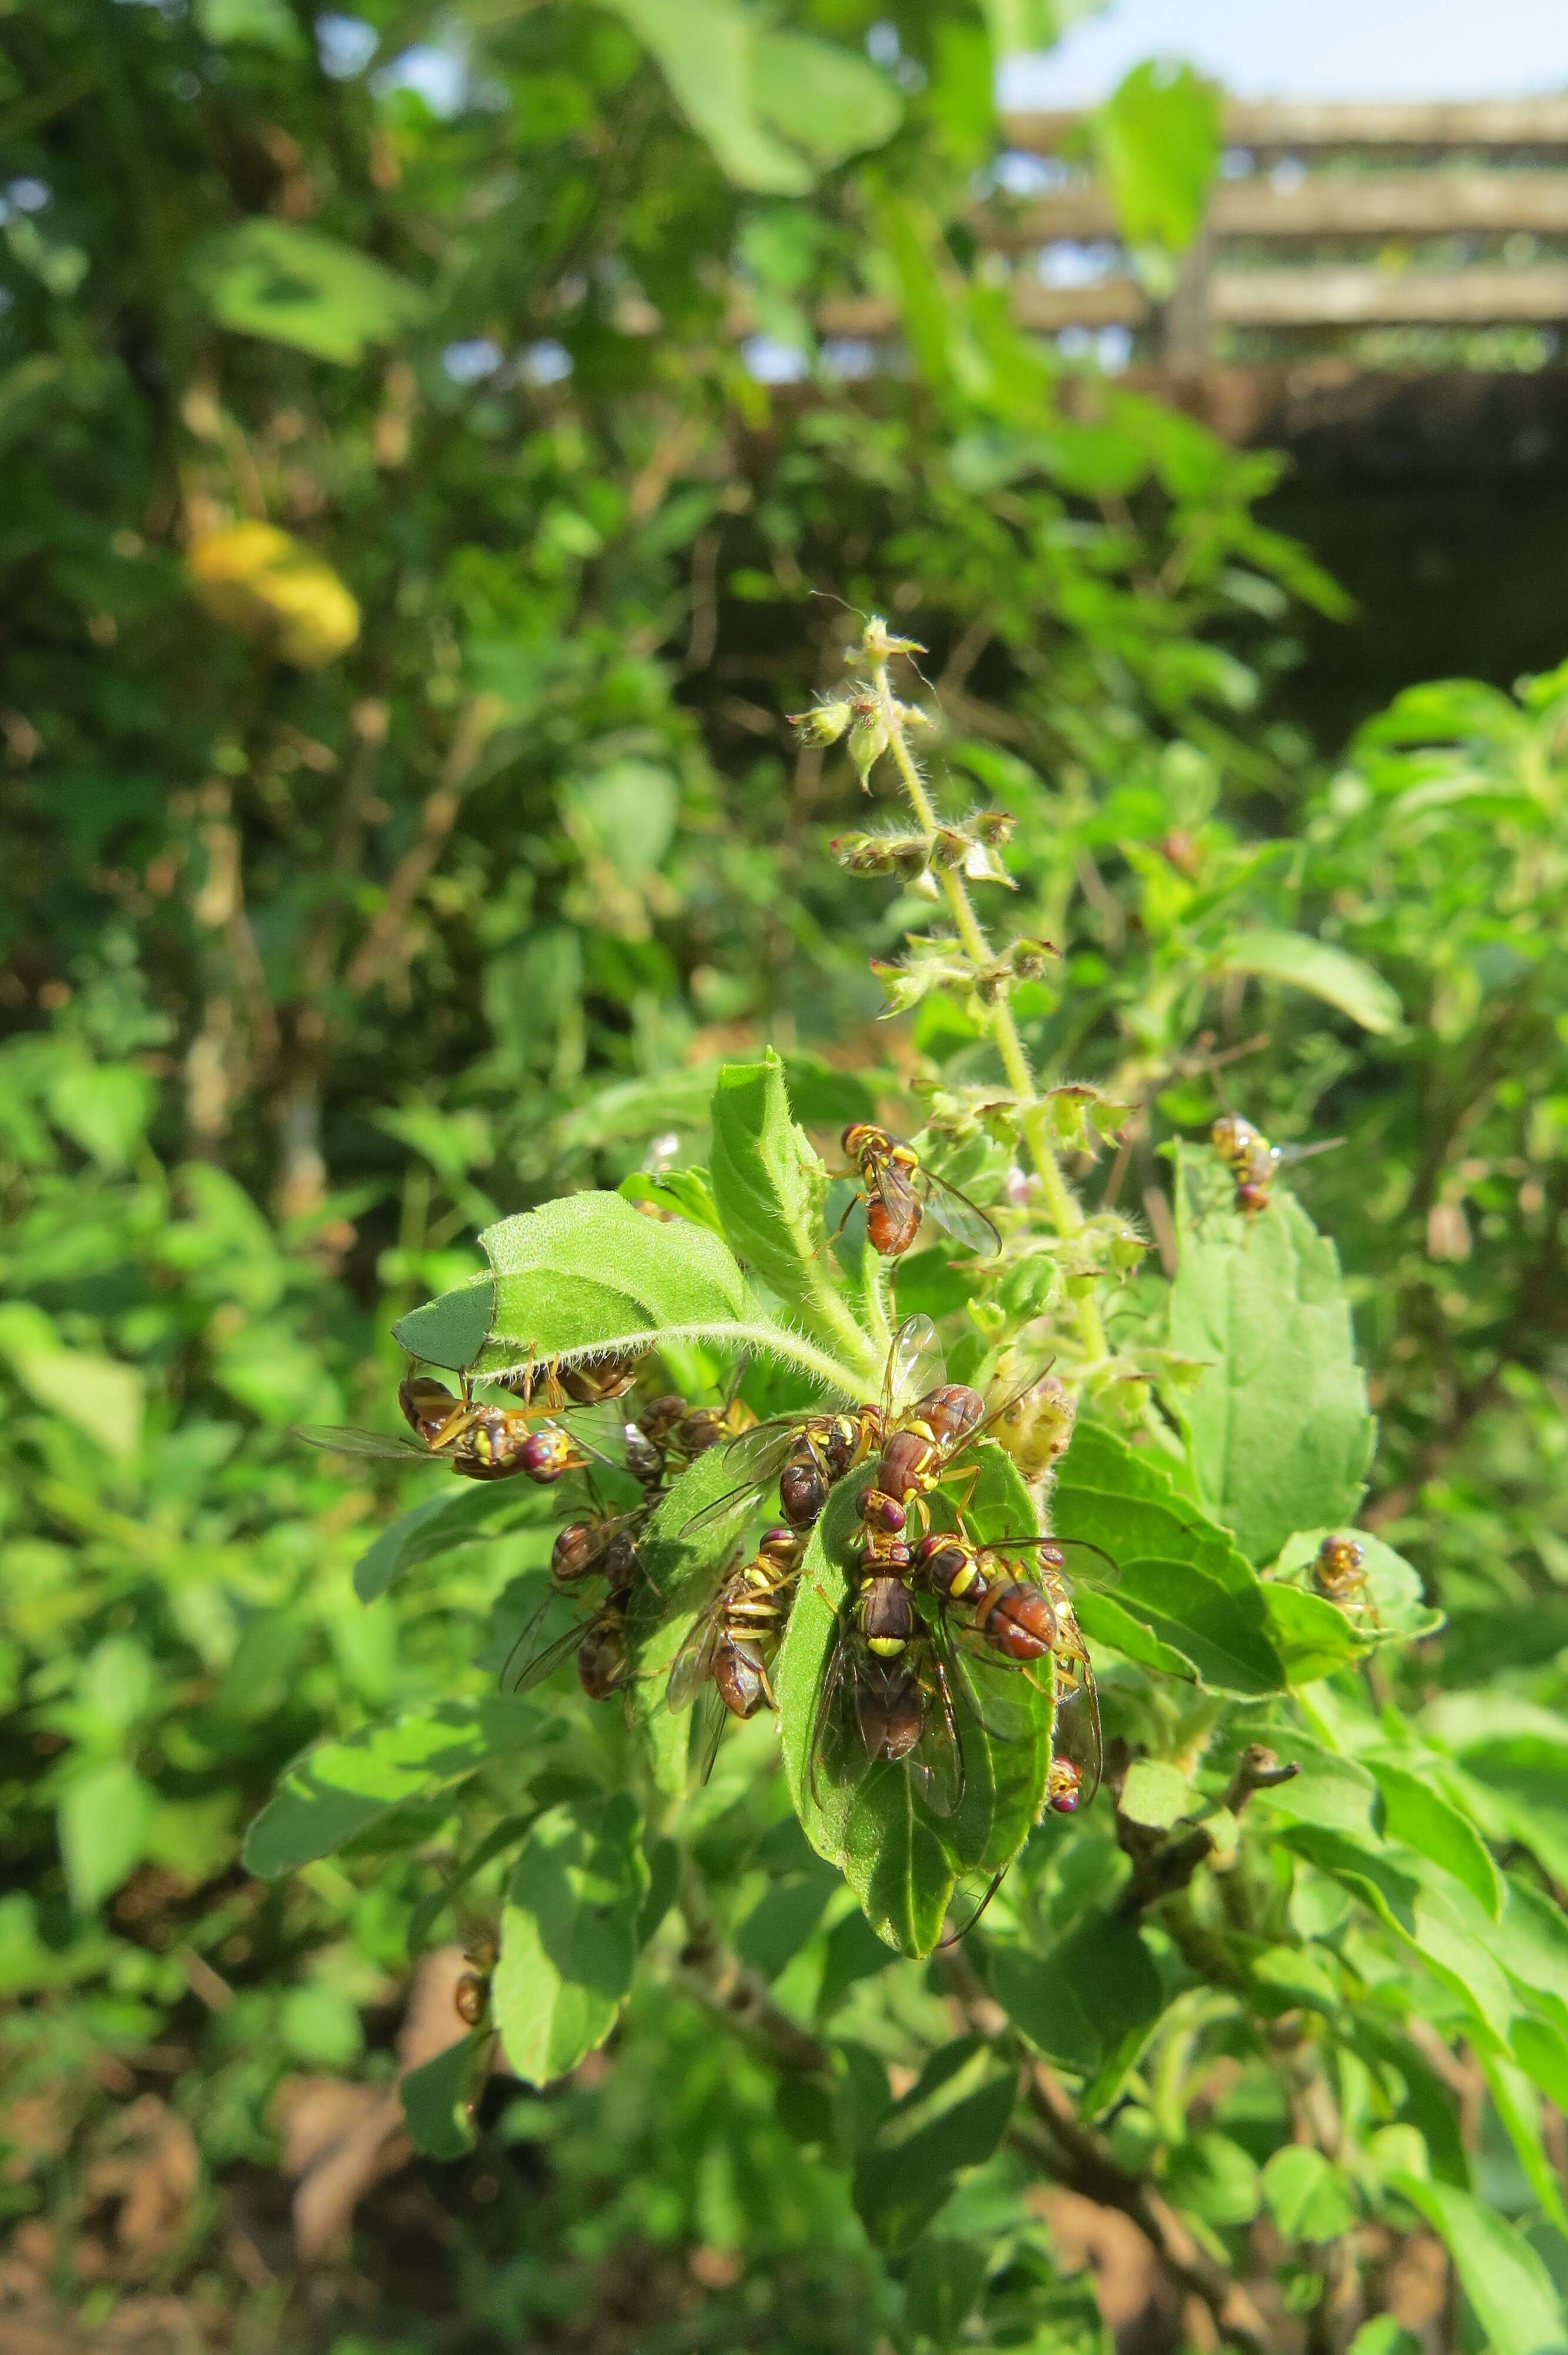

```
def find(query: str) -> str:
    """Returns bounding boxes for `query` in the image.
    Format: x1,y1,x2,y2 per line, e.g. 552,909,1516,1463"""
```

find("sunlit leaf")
492,1794,648,2086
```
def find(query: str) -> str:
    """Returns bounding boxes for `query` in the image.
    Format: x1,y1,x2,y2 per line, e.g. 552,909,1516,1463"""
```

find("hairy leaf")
493,1794,648,2087
1169,1148,1374,1567
708,1052,879,1384
393,1191,750,1374
1052,1421,1286,1696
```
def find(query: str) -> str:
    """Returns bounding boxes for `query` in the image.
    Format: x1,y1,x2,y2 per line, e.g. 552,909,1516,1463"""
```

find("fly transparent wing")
1052,1653,1102,1806
1274,1137,1346,1170
948,1636,1041,1742
556,1399,637,1469
293,1424,436,1462
809,1628,873,1811
920,1170,1002,1258
693,1684,728,1785
986,1534,1122,1589
907,1651,964,1817
680,1420,805,1533
883,1314,944,1423
506,1601,595,1696
666,1606,722,1713
938,1863,1009,1948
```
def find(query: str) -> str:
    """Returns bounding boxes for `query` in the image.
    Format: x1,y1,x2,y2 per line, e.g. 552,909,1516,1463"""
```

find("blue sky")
1002,0,1568,104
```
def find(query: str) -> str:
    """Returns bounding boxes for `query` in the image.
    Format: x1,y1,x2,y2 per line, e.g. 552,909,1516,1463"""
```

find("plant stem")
871,658,1110,1365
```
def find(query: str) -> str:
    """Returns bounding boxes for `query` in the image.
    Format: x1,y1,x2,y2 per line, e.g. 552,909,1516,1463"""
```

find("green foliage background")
5,1,1568,2348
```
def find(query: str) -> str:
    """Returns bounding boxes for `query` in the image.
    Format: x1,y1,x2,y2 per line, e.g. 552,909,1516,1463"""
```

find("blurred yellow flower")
186,520,360,669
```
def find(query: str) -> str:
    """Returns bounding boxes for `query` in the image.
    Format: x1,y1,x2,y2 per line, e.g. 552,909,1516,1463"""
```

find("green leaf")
1368,1758,1502,1919
354,1482,557,1604
46,1060,153,1169
1090,60,1221,257
1263,1581,1367,1683
1118,1760,1192,1830
492,1795,649,2087
1348,2326,1423,2355
776,1452,1052,1958
243,1699,536,1878
401,2029,487,2160
901,2237,988,2347
1277,1826,1516,2031
1262,2145,1357,2243
1217,928,1402,1035
851,2038,1015,2251
989,1910,1162,2085
1168,1149,1374,1568
603,0,812,193
1052,1422,1287,1696
0,1302,144,1461
393,1190,750,1375
1477,2045,1568,2237
1162,2132,1261,2227
59,1762,151,1911
1390,2175,1568,2355
192,220,427,364
753,33,901,170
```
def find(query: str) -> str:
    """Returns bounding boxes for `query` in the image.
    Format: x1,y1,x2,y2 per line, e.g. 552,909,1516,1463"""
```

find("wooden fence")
822,101,1568,366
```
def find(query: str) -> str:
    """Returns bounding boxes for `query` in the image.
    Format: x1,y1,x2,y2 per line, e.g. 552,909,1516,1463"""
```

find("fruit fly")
503,1501,647,1699
494,1347,646,1409
839,1122,1001,1259
506,1583,633,1701
912,1532,1075,1667
1312,1532,1381,1630
666,1528,802,1780
1211,1114,1341,1219
682,1314,944,1540
628,1382,756,1491
809,1613,965,1817
985,1369,1077,1489
295,1372,622,1484
855,1325,1059,1554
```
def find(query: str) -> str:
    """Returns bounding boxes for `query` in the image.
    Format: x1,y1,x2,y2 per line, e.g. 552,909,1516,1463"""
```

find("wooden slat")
814,280,1149,338
1003,99,1568,153
1211,264,1568,327
987,170,1568,248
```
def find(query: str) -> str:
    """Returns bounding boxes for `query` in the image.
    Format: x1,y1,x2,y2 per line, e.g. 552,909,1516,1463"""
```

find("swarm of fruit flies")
296,1127,1112,1939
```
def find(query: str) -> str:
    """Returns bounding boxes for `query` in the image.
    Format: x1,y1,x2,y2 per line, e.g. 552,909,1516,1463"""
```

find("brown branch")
1021,2066,1273,2353
672,1889,832,2079
343,695,503,998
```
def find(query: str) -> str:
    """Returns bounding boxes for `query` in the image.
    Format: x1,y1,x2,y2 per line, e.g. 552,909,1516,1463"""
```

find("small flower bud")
1009,938,1058,980
862,616,926,663
789,698,853,747
975,811,1015,847
848,712,889,790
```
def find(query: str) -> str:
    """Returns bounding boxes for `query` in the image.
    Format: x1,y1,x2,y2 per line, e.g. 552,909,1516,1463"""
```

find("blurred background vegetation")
6,1,1568,2348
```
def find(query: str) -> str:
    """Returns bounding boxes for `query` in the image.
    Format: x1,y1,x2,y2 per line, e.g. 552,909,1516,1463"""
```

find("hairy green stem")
870,656,1110,1365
